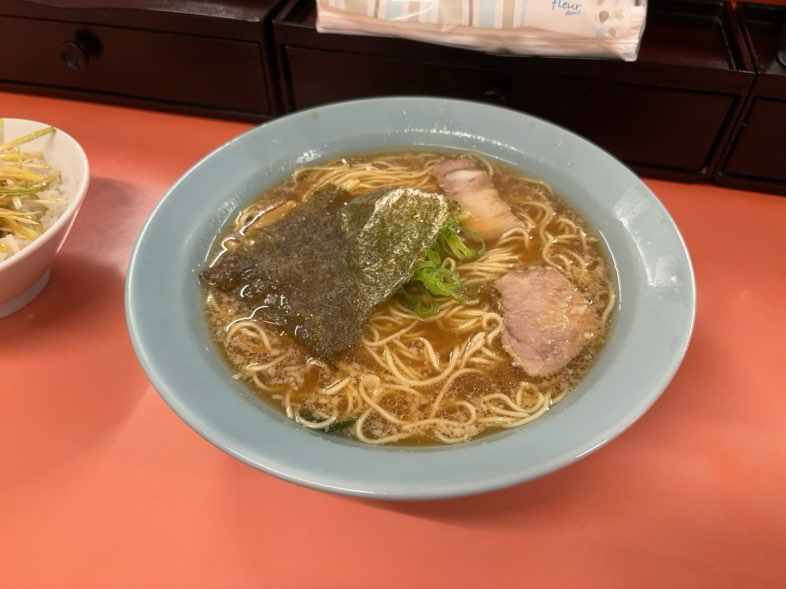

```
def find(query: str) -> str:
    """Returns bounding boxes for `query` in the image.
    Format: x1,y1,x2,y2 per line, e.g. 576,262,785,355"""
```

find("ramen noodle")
201,151,615,445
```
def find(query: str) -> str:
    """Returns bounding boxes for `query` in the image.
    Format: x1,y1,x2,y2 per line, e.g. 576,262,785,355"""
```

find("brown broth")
202,151,615,445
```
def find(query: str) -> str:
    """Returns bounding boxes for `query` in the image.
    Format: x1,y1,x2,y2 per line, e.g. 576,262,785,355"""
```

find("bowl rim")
126,96,697,500
0,118,90,271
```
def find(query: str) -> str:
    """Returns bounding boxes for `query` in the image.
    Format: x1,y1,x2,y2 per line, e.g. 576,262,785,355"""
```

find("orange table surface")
2,91,785,589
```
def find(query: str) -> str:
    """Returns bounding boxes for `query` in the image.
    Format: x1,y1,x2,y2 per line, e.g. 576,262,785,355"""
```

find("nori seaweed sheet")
201,185,449,360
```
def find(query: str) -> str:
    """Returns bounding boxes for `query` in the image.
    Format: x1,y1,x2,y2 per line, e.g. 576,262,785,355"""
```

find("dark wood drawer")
723,98,786,184
715,3,786,195
274,0,754,182
285,47,500,109
508,79,737,173
286,47,738,173
0,0,283,121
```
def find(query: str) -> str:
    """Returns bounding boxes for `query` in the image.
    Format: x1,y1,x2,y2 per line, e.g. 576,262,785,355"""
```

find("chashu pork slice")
432,157,520,240
495,265,602,378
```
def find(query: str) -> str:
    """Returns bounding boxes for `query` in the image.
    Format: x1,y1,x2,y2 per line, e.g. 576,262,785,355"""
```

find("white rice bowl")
0,118,89,317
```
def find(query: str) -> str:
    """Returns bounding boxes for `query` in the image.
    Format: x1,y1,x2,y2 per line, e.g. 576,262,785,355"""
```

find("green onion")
0,172,61,196
0,125,55,152
0,123,62,248
299,409,358,434
324,417,358,433
398,215,485,317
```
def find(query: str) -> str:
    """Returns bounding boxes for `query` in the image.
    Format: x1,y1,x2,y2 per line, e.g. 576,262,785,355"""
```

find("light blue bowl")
125,97,695,500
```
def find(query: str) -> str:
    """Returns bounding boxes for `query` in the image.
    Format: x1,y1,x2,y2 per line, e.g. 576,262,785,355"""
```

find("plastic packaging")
316,0,648,61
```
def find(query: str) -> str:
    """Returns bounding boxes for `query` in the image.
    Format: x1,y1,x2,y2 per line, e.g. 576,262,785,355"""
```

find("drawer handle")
482,88,509,107
60,30,102,71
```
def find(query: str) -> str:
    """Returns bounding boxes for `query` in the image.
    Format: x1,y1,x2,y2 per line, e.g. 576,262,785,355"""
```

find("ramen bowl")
126,97,695,500
0,118,90,318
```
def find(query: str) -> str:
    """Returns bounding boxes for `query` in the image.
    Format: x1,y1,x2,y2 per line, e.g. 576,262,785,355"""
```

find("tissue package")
316,0,648,61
